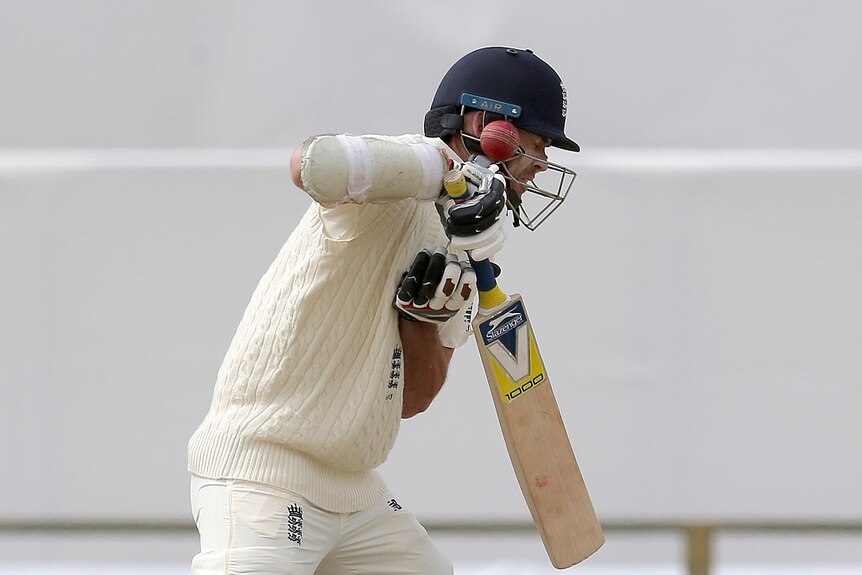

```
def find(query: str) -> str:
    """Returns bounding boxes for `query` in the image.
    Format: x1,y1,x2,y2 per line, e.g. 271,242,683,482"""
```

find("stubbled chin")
508,180,527,197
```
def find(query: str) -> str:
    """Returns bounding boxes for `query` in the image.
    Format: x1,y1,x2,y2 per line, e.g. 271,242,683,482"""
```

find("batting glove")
394,247,477,323
437,161,508,261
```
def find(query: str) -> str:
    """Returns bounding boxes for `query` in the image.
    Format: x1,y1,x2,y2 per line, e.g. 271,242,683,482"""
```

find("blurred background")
1,1,860,573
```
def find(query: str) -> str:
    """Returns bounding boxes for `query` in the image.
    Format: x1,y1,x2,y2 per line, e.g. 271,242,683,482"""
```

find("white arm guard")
299,134,449,205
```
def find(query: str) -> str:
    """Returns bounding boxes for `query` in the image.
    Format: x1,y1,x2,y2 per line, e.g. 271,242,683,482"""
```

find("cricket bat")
443,123,603,567
470,257,604,568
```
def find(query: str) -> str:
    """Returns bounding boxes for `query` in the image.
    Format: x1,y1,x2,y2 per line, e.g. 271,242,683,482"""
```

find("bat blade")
474,294,604,568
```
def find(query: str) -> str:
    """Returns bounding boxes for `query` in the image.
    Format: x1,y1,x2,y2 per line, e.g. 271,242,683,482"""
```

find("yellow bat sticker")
477,300,547,403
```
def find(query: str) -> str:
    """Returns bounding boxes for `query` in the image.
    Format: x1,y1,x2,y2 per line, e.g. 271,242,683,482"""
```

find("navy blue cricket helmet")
425,47,578,152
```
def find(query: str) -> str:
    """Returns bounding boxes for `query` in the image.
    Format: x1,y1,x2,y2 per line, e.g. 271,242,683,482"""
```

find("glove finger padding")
397,249,432,303
395,248,475,323
426,253,459,310
448,221,507,262
415,248,448,307
446,183,506,234
428,256,477,311
444,260,477,311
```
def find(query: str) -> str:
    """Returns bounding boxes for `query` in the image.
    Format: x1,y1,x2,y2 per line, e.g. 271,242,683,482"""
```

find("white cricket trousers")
190,475,453,575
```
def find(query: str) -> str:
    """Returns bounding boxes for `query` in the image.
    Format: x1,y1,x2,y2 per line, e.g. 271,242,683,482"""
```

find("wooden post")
685,524,712,575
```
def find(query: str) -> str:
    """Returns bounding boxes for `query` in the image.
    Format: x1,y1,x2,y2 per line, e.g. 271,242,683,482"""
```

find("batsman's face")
503,129,552,198
494,127,577,231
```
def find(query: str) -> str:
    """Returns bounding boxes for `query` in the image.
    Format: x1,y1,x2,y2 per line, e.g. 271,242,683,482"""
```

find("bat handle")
470,255,508,313
443,160,508,314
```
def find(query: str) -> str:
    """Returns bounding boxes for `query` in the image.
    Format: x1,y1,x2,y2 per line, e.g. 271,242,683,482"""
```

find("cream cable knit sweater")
189,139,450,513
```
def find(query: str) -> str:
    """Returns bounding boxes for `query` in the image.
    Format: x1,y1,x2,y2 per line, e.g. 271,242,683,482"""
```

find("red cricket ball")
480,120,520,162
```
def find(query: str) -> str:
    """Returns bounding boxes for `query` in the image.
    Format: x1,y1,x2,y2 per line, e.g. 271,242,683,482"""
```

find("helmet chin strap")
497,161,524,228
506,192,523,227
459,131,484,156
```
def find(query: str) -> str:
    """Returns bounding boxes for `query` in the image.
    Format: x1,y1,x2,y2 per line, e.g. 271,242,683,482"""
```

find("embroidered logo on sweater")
386,346,402,401
287,504,303,545
387,498,403,512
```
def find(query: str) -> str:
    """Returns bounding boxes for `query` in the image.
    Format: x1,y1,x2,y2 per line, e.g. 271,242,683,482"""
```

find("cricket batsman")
187,46,579,574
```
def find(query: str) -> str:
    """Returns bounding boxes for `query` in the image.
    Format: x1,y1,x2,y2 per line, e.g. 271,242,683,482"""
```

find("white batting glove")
437,300,474,348
453,160,498,198
440,160,508,262
394,247,477,323
448,220,506,262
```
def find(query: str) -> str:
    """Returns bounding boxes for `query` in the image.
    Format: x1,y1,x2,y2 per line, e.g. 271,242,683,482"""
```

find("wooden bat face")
473,294,604,568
